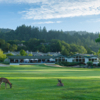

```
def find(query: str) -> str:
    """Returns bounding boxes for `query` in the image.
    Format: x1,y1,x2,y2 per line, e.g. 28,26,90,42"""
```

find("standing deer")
0,77,12,89
57,79,64,86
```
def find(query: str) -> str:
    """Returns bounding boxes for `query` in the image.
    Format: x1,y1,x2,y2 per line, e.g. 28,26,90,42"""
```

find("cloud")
56,21,62,23
0,0,48,4
86,18,100,23
1,0,100,20
32,21,62,24
19,0,100,20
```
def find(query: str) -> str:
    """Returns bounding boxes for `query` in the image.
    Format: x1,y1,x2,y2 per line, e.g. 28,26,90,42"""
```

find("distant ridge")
64,31,99,35
0,28,12,33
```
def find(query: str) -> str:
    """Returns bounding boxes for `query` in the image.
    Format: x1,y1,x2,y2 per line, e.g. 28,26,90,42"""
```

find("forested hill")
0,28,12,33
0,25,100,52
64,31,99,35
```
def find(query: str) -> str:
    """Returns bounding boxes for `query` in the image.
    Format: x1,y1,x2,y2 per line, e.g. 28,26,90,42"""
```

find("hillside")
0,28,12,33
0,25,100,52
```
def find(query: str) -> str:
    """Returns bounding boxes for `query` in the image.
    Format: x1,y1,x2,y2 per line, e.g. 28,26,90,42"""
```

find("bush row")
57,61,100,67
56,62,81,66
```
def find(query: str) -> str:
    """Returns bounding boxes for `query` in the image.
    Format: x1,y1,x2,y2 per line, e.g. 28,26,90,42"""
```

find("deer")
57,79,64,86
0,77,12,89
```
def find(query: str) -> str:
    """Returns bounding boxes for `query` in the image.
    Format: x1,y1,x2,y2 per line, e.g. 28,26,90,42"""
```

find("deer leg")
5,83,7,89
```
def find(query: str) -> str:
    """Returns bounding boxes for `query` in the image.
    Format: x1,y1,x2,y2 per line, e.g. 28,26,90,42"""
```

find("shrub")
3,61,10,64
3,58,10,64
87,61,93,66
28,54,33,56
58,62,80,66
98,62,100,67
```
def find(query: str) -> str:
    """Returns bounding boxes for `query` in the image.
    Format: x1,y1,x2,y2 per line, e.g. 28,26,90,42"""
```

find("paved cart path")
0,64,10,67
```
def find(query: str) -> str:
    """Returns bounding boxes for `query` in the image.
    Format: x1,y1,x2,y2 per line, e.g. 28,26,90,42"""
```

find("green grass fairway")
1,65,100,100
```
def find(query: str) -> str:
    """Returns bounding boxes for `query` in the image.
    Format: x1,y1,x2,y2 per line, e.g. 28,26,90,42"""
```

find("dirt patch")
45,64,64,67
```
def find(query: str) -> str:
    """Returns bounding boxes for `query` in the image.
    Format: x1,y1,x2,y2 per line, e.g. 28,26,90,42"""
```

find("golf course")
0,64,100,100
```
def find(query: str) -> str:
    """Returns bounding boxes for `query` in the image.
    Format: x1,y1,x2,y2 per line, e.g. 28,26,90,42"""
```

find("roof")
5,51,61,56
68,54,98,58
8,56,59,59
8,54,98,59
4,52,20,55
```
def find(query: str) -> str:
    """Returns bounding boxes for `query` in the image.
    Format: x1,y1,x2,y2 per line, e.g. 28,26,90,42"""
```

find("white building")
7,54,99,65
66,54,99,65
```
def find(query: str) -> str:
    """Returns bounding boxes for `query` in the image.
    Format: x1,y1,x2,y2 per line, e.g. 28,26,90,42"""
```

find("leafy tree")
6,53,14,56
56,41,62,52
0,39,5,47
27,38,39,51
84,45,93,54
20,49,27,56
50,40,62,52
28,54,33,56
61,49,69,56
39,44,46,52
47,54,52,56
95,34,100,42
10,44,17,51
0,49,6,62
78,46,87,54
95,35,100,56
70,44,80,53
2,43,10,51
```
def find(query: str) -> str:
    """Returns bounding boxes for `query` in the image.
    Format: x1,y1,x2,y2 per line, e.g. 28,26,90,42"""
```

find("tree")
95,34,100,42
50,40,62,52
20,49,27,56
0,39,5,47
56,41,62,52
10,44,17,51
78,46,87,54
39,44,46,52
95,34,100,57
2,43,10,51
84,45,93,54
27,38,39,51
28,54,33,56
6,53,14,56
61,49,69,56
42,27,47,33
0,49,6,62
70,44,79,53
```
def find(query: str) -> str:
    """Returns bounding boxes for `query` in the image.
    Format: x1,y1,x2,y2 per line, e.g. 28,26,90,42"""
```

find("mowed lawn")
0,65,100,100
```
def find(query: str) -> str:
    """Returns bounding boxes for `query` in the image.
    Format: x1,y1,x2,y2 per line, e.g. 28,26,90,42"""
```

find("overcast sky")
0,0,100,33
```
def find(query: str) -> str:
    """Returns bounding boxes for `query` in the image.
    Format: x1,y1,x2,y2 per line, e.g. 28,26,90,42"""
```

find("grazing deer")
57,79,64,86
0,77,12,89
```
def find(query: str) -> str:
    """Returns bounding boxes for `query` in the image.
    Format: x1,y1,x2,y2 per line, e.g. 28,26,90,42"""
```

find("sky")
0,0,100,33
